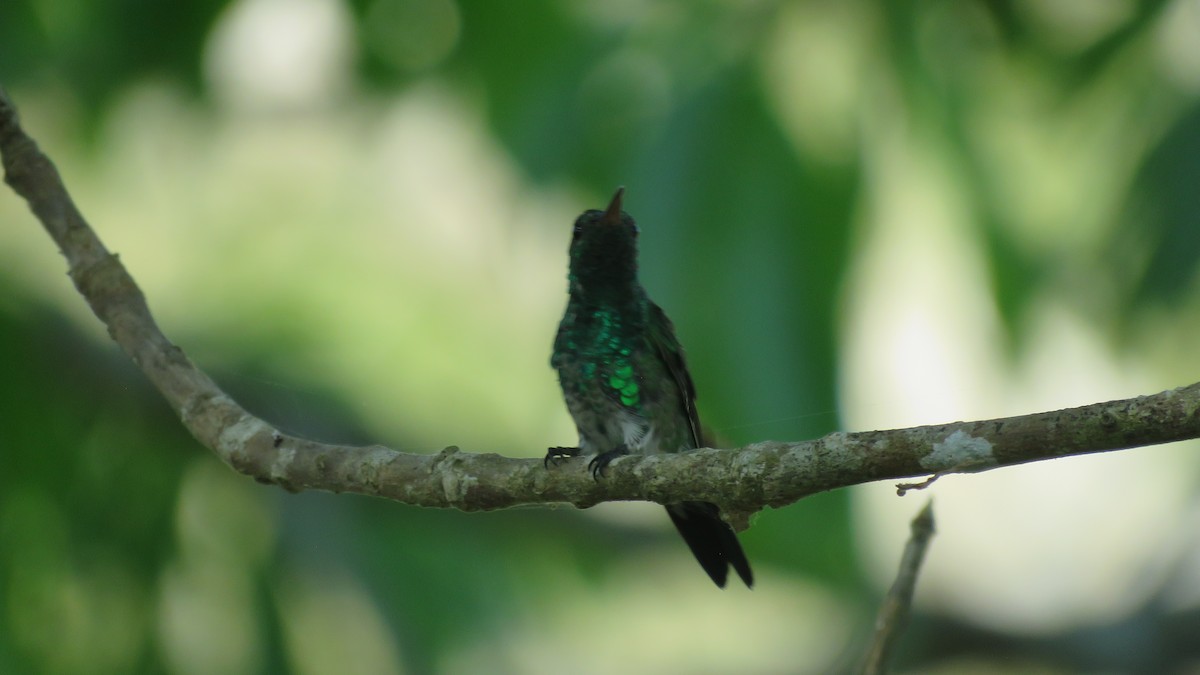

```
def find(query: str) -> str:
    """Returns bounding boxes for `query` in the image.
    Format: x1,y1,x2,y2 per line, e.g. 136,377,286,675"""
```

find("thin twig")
860,500,937,675
3,85,1200,514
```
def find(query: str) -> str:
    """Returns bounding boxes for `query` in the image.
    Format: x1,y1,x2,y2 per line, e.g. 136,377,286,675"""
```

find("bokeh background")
3,1,1200,673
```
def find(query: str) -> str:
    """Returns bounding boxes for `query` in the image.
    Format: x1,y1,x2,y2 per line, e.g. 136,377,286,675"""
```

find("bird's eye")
571,216,586,238
630,224,640,237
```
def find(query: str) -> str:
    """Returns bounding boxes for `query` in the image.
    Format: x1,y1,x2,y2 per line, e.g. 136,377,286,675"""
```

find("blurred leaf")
0,0,228,125
0,279,191,672
1112,103,1200,314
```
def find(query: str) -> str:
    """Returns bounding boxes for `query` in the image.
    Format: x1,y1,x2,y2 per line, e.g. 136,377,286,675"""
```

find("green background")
3,1,1200,672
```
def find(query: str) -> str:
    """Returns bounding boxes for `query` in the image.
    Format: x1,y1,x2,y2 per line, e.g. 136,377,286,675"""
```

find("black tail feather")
665,501,753,588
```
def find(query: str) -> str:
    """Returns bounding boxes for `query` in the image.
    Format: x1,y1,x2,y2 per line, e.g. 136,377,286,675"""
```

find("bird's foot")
588,445,629,481
544,446,581,469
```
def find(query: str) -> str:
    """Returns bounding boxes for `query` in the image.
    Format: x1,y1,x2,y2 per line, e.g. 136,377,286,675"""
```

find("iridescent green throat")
557,300,647,410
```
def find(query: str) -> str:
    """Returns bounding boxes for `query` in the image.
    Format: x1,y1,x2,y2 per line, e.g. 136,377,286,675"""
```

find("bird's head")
567,187,641,295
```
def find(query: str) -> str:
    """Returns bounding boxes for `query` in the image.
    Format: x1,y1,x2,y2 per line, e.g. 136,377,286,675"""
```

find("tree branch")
859,500,936,674
3,85,1199,515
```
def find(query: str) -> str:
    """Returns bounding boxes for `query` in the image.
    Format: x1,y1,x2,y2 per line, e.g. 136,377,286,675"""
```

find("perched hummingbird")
547,187,753,588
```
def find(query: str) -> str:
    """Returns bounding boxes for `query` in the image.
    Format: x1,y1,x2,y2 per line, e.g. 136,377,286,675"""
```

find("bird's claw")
587,446,629,481
544,446,580,469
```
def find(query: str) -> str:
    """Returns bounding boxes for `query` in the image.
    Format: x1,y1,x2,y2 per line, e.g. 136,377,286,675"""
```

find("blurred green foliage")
3,0,1200,673
0,0,226,127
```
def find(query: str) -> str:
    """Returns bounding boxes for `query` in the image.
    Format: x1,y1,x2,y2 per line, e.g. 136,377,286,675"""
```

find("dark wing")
649,302,754,588
647,301,702,448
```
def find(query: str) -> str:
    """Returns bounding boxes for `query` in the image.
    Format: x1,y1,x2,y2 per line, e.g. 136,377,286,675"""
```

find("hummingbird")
547,187,753,588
